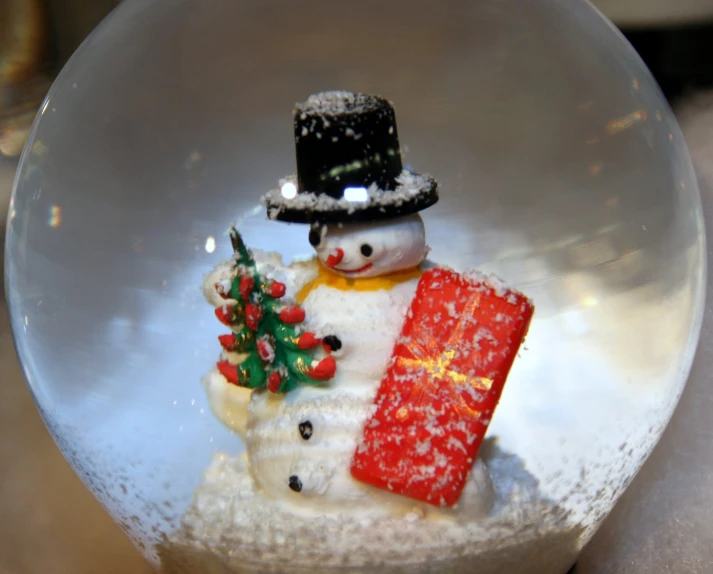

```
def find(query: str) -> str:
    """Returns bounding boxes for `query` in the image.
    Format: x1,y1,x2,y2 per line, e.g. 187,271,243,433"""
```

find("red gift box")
350,267,534,508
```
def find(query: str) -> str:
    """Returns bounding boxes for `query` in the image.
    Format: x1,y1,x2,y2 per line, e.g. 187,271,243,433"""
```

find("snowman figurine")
203,91,503,517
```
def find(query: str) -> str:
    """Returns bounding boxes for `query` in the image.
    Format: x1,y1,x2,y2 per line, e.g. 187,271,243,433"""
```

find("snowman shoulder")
202,251,320,305
286,256,320,290
253,250,320,300
250,248,285,269
420,258,439,272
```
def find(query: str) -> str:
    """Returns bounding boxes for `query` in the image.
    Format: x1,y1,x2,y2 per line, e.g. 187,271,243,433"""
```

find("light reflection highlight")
48,205,62,228
588,163,603,177
280,182,297,199
606,109,647,135
205,236,216,253
184,150,202,170
344,186,368,202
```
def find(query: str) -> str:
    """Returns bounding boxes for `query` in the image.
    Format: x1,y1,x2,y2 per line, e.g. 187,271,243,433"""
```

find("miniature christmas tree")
213,227,336,393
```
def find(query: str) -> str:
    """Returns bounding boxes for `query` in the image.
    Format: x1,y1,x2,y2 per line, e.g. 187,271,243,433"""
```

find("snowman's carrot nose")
325,248,344,268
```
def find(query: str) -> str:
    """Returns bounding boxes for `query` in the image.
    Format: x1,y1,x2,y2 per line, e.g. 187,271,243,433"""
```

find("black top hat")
263,91,439,224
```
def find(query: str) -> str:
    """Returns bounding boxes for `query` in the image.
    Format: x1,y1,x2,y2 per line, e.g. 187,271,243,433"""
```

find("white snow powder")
464,269,515,299
263,170,435,215
161,250,577,573
158,443,581,574
296,91,359,115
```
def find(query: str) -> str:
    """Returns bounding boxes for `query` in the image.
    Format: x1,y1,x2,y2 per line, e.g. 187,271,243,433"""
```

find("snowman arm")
202,260,235,307
203,368,252,437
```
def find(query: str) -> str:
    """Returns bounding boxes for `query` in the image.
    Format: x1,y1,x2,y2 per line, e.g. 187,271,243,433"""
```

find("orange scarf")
296,263,422,303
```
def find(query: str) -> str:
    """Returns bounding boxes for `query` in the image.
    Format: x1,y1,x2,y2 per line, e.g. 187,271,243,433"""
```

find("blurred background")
1,0,713,572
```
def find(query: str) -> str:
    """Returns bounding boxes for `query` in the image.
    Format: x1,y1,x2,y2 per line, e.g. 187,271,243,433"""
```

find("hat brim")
263,172,439,224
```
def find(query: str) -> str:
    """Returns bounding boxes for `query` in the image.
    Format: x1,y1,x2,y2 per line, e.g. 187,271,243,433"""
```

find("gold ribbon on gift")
390,290,494,420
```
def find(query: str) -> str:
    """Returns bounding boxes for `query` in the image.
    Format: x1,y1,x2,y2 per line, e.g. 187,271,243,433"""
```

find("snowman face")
309,213,428,278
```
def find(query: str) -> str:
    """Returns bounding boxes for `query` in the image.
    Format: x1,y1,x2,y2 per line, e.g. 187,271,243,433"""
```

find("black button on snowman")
288,475,303,493
298,420,313,440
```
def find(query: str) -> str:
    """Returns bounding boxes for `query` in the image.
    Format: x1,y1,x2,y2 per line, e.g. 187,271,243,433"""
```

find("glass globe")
4,0,705,572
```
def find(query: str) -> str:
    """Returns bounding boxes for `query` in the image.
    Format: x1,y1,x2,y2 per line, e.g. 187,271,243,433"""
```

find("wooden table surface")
0,157,152,574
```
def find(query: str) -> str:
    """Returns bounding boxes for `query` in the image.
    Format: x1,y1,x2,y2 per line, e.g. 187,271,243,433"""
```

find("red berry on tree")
215,305,237,326
297,332,320,349
279,305,305,324
267,281,286,298
245,303,262,331
218,334,235,351
267,372,282,393
307,356,337,381
216,360,240,385
239,276,254,302
257,337,275,362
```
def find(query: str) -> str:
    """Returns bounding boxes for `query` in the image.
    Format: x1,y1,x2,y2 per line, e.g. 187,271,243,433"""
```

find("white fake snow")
263,170,434,217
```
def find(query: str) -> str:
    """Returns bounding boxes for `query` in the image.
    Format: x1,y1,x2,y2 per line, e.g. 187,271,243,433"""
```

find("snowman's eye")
308,229,321,247
360,244,373,257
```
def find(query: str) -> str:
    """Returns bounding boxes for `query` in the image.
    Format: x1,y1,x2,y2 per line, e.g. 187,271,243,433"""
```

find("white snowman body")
203,214,495,517
246,278,422,514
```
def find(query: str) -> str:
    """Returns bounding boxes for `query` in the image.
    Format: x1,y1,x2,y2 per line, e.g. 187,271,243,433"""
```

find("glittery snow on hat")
264,91,439,224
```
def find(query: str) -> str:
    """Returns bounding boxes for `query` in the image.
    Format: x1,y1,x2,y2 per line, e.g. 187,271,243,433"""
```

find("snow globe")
4,1,705,573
